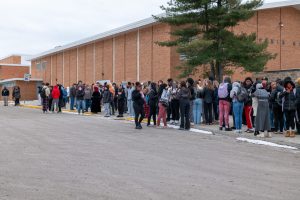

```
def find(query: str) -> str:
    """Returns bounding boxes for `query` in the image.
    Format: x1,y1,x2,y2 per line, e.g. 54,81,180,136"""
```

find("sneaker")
219,127,223,131
135,126,142,130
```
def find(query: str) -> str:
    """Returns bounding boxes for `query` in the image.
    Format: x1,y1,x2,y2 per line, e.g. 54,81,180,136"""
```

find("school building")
30,0,300,86
0,55,42,101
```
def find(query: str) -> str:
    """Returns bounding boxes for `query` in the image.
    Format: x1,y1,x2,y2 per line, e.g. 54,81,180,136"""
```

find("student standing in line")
132,82,145,129
147,82,158,126
12,86,21,106
117,87,126,118
177,81,191,131
103,85,112,117
157,83,169,128
203,80,215,125
84,84,92,112
76,82,85,115
41,83,50,113
193,80,204,125
51,85,60,113
2,86,9,106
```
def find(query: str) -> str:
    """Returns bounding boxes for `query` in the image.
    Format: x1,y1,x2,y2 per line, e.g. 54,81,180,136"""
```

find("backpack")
40,88,47,98
237,87,248,103
218,83,229,98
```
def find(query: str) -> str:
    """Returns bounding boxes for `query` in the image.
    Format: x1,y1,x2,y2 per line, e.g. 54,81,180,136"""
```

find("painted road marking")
237,137,298,150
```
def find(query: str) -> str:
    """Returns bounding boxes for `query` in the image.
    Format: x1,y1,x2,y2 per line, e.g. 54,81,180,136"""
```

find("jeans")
51,98,59,112
203,102,213,124
77,100,86,114
157,103,167,126
269,109,275,129
219,100,231,128
127,99,134,117
104,103,110,116
233,101,244,130
193,98,202,124
85,99,91,112
70,97,75,110
284,110,296,130
189,100,194,123
180,100,190,130
273,106,284,132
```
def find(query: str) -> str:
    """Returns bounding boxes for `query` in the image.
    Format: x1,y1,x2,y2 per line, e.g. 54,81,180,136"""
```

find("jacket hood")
232,82,241,88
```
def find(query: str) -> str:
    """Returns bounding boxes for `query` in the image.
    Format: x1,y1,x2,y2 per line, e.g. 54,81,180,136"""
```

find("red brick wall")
0,56,21,65
140,27,153,82
125,32,137,82
85,44,94,84
103,39,113,81
0,65,29,80
115,35,126,83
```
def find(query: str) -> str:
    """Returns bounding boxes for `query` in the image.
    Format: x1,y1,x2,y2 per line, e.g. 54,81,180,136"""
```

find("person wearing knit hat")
279,79,297,137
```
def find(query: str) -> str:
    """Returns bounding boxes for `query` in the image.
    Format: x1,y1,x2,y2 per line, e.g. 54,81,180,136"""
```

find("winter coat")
244,84,253,106
132,90,144,106
148,89,158,106
70,86,76,98
230,82,241,102
84,87,92,100
2,89,9,96
270,85,284,108
12,88,21,99
188,86,196,101
76,85,85,100
52,86,60,99
42,86,51,97
203,87,214,104
280,90,297,111
102,90,112,104
177,87,191,101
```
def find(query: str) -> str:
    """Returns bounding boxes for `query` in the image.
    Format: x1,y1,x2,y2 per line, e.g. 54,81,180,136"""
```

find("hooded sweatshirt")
230,82,241,102
52,86,60,99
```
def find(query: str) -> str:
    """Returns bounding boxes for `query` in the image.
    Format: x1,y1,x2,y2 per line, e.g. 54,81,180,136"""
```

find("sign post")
24,74,31,82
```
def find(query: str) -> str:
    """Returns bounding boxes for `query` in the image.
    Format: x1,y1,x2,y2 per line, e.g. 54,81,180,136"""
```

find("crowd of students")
2,75,299,138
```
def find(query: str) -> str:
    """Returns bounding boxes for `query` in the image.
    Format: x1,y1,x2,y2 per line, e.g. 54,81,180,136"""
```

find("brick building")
0,55,42,101
30,0,300,85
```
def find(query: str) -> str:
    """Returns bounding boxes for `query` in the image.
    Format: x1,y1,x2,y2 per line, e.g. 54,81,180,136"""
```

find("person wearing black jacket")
203,80,215,125
147,82,158,126
132,82,145,129
117,87,126,117
270,81,284,134
2,87,9,106
177,81,191,130
279,79,297,137
243,77,254,133
187,78,195,125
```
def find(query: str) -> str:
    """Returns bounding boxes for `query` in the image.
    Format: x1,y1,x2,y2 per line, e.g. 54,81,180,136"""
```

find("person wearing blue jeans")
230,82,244,134
126,82,135,117
233,101,244,132
77,100,86,115
193,98,203,124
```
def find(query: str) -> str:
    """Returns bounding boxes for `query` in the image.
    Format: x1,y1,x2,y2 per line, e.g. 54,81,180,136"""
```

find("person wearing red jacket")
51,85,61,113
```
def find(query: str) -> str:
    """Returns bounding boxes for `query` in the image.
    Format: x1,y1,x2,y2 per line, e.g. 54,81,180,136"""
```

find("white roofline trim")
256,0,300,10
0,64,30,67
30,0,300,61
0,78,43,84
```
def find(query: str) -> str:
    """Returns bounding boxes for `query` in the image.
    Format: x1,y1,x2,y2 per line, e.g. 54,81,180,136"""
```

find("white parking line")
237,137,298,150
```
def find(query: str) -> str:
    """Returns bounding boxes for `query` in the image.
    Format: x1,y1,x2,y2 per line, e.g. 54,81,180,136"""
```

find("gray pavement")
0,106,300,200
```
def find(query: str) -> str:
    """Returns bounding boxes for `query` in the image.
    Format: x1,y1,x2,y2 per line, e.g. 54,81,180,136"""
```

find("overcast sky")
0,0,281,58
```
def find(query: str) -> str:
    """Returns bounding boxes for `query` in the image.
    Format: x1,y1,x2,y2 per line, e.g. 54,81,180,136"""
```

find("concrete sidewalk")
16,101,300,149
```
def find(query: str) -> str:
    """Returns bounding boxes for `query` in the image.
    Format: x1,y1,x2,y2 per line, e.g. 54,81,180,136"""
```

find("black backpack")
40,88,47,98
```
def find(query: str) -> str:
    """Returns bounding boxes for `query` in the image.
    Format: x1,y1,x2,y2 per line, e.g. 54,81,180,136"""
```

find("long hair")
206,80,214,90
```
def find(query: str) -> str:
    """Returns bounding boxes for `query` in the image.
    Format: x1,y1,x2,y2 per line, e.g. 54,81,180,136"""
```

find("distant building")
0,55,42,101
30,0,300,84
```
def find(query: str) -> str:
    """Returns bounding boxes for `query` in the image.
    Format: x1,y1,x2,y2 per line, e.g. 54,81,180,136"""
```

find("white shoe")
257,133,265,138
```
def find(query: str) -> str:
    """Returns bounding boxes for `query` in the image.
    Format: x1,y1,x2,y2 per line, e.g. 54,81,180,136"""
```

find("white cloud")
0,0,282,57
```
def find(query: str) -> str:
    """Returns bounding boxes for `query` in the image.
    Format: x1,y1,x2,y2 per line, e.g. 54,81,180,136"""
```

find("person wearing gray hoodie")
84,85,92,112
230,82,244,134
